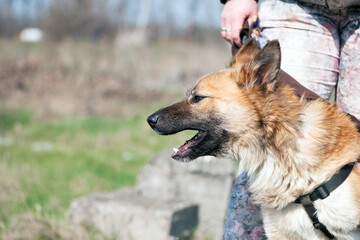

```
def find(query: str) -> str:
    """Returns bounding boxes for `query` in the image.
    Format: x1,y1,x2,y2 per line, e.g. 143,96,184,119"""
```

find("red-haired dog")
148,39,360,239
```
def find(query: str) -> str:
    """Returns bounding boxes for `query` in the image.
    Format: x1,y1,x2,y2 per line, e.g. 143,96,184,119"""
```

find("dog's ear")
230,38,261,69
250,40,281,90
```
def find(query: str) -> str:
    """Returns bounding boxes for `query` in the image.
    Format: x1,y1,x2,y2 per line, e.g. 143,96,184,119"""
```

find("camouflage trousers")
260,0,360,120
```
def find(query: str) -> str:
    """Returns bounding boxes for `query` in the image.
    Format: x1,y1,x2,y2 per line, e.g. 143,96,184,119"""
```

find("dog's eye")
192,95,206,103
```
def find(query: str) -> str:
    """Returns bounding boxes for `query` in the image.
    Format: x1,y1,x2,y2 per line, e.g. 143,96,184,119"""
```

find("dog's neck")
231,83,360,209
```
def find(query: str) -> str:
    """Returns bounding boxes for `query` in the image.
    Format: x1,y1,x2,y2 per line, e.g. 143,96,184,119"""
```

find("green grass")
0,109,193,228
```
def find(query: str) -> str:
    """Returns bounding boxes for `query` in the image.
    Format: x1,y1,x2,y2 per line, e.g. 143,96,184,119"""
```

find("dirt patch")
0,39,230,118
2,213,95,240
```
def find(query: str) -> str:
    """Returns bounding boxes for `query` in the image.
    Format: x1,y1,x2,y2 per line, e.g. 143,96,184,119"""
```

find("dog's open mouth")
172,130,207,160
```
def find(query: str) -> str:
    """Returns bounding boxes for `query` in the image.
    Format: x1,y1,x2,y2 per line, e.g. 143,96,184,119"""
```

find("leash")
294,157,360,239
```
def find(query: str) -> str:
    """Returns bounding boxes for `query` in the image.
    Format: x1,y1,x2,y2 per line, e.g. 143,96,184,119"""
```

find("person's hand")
221,0,258,47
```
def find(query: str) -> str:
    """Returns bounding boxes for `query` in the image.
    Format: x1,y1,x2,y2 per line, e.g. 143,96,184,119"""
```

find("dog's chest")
262,180,360,240
263,204,325,240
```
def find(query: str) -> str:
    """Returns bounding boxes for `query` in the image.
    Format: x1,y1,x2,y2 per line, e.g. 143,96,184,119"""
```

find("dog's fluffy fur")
148,39,360,239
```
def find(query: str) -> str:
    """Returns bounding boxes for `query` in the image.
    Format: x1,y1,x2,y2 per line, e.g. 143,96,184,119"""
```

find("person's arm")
221,0,258,47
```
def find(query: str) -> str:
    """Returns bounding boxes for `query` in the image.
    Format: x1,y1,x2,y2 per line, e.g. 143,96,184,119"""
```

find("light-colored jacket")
298,0,360,10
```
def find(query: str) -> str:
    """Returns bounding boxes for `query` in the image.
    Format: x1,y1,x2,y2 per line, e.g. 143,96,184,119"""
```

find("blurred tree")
43,0,117,41
0,0,17,36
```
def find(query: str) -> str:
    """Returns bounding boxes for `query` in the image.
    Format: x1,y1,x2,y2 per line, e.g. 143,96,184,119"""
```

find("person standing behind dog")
220,0,360,239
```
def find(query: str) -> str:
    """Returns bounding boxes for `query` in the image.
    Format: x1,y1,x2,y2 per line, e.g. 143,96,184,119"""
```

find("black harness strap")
294,157,360,239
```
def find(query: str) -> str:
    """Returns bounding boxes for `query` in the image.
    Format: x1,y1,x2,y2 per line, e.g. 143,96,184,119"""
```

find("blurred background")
0,0,232,239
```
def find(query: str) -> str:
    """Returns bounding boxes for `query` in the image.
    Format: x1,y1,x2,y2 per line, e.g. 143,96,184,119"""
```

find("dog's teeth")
173,148,179,153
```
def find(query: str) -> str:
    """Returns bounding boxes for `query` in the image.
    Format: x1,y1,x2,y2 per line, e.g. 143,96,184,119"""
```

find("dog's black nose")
147,112,160,128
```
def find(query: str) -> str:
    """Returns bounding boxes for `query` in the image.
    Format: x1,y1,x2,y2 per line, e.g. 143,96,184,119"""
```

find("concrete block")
68,188,198,240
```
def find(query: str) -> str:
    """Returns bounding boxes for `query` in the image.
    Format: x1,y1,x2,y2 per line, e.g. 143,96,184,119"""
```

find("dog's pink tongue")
172,142,191,157
172,133,201,158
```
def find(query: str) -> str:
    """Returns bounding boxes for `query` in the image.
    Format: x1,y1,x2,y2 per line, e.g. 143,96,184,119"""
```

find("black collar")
294,157,360,239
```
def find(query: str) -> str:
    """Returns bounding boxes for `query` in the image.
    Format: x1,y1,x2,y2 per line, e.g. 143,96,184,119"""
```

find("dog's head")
147,39,281,162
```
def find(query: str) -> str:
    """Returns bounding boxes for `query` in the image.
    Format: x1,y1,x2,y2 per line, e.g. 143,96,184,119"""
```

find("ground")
0,38,230,239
